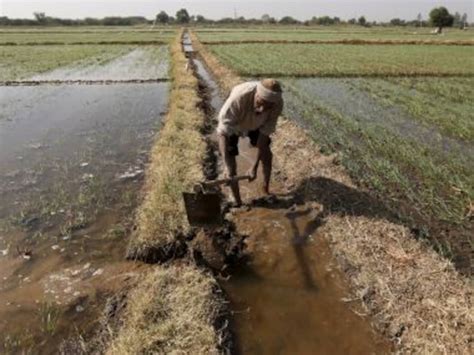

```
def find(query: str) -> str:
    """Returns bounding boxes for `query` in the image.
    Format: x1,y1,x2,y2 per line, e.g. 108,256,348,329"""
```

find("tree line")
0,7,469,32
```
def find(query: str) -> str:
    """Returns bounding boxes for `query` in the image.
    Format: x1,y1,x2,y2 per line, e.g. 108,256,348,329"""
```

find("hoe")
183,175,250,227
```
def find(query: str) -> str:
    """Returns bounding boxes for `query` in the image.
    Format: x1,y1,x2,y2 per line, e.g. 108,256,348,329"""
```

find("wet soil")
0,83,168,352
192,56,390,354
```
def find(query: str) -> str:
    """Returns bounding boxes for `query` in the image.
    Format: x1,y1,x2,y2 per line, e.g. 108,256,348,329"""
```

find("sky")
1,0,472,22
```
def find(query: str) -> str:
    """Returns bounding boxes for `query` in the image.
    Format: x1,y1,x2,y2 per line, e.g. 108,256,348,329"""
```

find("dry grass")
127,30,207,261
105,263,227,354
192,30,474,353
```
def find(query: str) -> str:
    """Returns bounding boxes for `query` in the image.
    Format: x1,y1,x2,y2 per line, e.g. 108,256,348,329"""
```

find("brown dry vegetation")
104,263,227,354
126,30,207,261
191,31,473,353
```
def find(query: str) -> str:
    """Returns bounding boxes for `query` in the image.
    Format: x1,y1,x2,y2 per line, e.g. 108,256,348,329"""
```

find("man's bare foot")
222,200,251,214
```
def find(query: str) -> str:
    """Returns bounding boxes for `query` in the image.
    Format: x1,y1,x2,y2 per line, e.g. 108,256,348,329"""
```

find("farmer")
217,78,283,206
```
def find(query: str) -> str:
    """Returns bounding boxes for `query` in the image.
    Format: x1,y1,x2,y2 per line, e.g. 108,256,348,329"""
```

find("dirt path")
192,56,390,354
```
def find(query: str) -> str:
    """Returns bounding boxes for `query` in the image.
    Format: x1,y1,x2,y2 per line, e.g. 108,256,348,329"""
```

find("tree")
390,18,405,26
417,13,423,27
358,16,367,26
461,13,468,29
156,11,169,24
279,16,298,25
429,7,454,33
33,12,47,24
195,15,206,24
261,14,270,22
348,18,357,25
453,12,462,27
176,8,190,24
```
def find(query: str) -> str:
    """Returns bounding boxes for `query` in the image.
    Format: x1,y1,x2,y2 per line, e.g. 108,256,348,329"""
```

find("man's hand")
247,166,258,182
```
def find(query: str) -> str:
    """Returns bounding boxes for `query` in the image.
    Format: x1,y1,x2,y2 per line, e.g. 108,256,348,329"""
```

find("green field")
0,45,136,80
195,28,474,259
283,78,473,229
0,30,176,44
352,77,474,140
209,43,474,76
197,27,474,42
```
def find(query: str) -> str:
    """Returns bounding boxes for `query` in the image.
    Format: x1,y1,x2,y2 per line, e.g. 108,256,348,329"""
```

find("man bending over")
217,79,283,206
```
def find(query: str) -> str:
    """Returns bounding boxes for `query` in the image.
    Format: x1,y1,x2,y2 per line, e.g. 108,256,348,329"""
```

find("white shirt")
217,81,283,136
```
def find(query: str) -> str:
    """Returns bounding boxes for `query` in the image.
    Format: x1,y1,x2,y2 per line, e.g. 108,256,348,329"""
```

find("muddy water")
0,83,168,352
193,57,389,354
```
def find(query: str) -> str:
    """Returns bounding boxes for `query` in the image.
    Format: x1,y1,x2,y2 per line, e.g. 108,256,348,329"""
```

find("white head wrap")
256,81,282,103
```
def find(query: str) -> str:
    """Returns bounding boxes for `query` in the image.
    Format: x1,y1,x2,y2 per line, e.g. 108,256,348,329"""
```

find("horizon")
1,0,472,22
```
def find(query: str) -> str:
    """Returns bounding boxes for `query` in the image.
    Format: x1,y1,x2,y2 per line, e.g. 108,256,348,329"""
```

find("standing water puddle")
193,56,389,354
30,47,169,82
0,83,168,352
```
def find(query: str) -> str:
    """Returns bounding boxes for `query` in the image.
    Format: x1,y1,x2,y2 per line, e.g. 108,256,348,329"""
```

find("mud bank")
84,30,233,354
191,42,390,354
191,31,473,354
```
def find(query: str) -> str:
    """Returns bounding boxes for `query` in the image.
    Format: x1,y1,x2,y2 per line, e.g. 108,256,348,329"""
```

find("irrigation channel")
0,56,169,351
189,34,390,353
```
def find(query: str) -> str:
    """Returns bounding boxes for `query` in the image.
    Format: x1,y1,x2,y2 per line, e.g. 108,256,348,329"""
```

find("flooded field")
30,47,169,81
283,78,473,157
279,77,473,270
193,56,389,354
0,82,168,351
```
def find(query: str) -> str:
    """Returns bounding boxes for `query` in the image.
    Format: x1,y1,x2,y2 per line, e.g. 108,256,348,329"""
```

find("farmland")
191,28,472,354
0,23,472,354
0,30,175,44
200,29,474,266
0,26,174,353
196,26,474,42
208,43,474,76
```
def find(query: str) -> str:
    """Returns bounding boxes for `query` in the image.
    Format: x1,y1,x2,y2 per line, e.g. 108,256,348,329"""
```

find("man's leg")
249,130,272,195
218,133,242,206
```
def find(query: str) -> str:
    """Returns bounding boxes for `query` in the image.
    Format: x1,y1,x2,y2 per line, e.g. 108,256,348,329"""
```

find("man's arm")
218,133,237,178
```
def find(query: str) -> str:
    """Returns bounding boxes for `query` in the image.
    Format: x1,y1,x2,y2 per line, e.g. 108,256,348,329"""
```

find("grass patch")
104,263,227,354
0,45,134,80
126,31,206,261
208,43,474,76
38,302,61,336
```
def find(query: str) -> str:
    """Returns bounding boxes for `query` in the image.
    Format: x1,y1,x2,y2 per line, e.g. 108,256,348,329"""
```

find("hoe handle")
202,175,251,187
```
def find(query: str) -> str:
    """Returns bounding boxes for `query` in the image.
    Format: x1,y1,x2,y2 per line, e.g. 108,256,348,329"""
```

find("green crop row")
209,43,474,76
197,27,474,42
0,31,176,44
350,77,474,141
0,45,135,80
282,78,473,229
